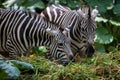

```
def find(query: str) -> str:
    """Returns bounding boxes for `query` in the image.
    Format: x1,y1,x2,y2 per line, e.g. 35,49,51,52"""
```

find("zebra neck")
29,18,53,48
69,22,81,42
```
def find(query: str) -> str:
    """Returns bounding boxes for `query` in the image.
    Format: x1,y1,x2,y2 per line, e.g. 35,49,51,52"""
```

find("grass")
18,51,120,80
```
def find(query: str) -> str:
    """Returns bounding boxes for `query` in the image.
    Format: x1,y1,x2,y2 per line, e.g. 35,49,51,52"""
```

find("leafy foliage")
3,0,45,10
1,52,120,79
9,60,34,70
32,46,46,56
85,0,113,13
95,27,113,44
15,52,120,80
0,58,20,79
113,4,120,15
0,58,34,79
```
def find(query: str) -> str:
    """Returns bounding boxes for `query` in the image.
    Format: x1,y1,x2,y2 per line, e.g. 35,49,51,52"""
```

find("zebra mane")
0,8,7,15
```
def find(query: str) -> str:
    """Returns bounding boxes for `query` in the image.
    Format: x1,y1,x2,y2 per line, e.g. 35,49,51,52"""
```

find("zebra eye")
83,40,87,43
82,36,86,39
82,28,85,31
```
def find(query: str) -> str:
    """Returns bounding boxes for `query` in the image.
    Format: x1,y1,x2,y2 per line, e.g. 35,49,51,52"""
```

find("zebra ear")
91,6,98,19
77,5,91,18
77,8,86,18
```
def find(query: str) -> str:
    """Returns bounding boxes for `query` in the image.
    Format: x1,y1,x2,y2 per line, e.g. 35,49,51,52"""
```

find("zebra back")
40,4,71,25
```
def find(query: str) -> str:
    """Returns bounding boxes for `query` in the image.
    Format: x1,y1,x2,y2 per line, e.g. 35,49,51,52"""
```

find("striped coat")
40,4,98,57
0,8,74,65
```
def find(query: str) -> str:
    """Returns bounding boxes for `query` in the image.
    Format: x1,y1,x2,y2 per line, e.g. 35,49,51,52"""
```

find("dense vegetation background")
0,0,120,79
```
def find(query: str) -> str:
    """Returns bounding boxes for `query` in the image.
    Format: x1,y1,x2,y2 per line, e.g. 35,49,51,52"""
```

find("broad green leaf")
60,0,81,9
95,27,113,44
3,0,21,7
60,0,67,4
3,0,45,9
9,60,34,70
67,0,81,9
95,17,108,23
23,0,45,9
109,20,120,26
107,46,118,53
0,59,20,79
0,59,8,79
32,46,46,56
54,0,59,4
85,0,113,13
0,58,4,64
39,46,46,52
0,69,8,80
113,4,120,15
94,42,105,53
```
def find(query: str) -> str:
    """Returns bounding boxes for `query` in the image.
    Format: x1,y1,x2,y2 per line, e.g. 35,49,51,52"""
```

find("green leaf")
3,0,45,9
109,20,120,26
3,0,21,7
94,42,105,53
0,58,4,63
0,59,20,79
95,27,113,44
39,46,46,52
23,0,45,9
9,60,34,70
107,46,118,53
85,0,113,13
113,4,120,15
38,46,46,56
67,0,81,9
0,69,8,80
32,46,46,56
95,17,108,23
60,0,81,9
60,0,67,4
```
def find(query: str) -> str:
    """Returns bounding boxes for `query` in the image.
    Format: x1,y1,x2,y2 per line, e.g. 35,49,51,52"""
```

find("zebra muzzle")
69,55,75,62
85,46,95,57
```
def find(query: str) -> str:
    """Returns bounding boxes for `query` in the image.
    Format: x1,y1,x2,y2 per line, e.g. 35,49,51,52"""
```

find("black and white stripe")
40,4,98,57
0,8,74,65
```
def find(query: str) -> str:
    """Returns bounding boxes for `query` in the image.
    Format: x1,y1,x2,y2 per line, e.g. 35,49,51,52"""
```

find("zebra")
40,4,71,27
0,8,74,66
40,4,98,58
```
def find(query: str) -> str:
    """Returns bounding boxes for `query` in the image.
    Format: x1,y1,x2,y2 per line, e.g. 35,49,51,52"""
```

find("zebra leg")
45,47,51,59
6,39,20,59
45,47,55,61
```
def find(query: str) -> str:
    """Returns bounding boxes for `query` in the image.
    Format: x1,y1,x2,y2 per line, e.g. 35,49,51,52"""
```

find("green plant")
0,58,34,79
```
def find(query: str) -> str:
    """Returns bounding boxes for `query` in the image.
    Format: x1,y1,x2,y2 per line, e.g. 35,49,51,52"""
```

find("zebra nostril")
86,46,95,57
69,55,74,61
72,58,75,62
62,62,68,66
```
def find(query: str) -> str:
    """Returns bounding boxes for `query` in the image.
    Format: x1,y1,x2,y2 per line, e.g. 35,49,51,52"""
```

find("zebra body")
40,4,98,57
0,8,73,65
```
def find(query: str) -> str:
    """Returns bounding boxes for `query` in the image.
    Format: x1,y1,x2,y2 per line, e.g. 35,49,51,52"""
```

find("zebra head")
46,27,74,66
77,6,98,57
